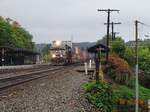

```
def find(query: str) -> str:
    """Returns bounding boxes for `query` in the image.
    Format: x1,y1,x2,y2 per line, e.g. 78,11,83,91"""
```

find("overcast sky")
0,0,150,43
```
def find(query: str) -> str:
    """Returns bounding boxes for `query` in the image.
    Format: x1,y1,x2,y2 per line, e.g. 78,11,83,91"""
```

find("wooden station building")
0,46,40,66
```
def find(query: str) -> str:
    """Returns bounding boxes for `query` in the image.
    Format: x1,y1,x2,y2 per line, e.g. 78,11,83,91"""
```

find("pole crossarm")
97,9,120,12
104,22,121,25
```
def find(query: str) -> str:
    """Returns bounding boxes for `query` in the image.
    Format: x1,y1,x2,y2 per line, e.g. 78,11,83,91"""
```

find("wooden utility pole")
104,22,121,40
135,20,139,112
112,22,121,40
95,52,100,84
97,9,120,63
113,32,119,39
134,20,148,112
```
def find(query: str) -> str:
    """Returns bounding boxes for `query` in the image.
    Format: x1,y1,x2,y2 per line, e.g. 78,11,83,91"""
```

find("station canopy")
0,46,39,55
87,43,109,53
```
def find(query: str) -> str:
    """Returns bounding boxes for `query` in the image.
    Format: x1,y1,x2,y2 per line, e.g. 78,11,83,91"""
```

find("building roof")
0,46,40,55
87,43,109,53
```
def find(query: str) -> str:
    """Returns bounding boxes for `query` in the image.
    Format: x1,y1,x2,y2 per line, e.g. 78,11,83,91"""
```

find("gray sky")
0,0,150,43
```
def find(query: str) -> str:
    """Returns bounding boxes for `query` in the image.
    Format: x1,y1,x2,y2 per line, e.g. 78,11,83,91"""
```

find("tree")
41,44,51,62
112,37,126,58
97,34,112,46
0,17,34,49
138,47,150,88
124,47,134,66
41,44,51,56
138,47,150,75
0,17,14,47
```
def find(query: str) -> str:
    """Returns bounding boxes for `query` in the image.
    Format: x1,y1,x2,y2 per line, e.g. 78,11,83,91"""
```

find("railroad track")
0,64,52,74
0,63,82,91
0,66,65,91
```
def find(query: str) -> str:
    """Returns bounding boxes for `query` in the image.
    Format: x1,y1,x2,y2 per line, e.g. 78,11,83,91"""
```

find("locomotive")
50,40,91,65
50,40,72,65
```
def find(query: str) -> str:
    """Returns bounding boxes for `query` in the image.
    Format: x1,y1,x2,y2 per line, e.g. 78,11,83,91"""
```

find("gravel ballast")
0,66,97,112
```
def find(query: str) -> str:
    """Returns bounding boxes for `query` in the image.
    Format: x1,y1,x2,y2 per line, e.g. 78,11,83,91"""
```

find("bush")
104,54,133,87
138,47,150,75
84,81,115,112
138,47,150,88
139,72,150,88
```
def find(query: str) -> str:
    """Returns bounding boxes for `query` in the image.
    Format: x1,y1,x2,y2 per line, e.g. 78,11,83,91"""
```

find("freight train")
50,40,90,65
50,40,72,65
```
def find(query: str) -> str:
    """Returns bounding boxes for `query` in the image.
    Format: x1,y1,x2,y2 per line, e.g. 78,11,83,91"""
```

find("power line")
137,20,150,38
137,21,150,27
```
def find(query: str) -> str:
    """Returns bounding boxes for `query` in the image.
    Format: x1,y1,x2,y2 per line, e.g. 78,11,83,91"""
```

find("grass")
84,81,150,112
114,85,150,100
84,81,115,112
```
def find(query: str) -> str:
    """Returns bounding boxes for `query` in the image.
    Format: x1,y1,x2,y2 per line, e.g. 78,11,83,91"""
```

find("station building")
0,46,40,66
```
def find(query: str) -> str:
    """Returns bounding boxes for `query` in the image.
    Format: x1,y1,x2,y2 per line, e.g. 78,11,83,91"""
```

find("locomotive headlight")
55,40,61,46
52,54,56,58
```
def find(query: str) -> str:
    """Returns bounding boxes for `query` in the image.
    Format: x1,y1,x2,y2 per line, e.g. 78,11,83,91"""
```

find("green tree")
112,37,126,58
138,47,150,88
41,44,51,62
138,47,150,75
97,34,112,46
0,17,14,47
41,44,51,56
0,17,34,49
124,47,134,66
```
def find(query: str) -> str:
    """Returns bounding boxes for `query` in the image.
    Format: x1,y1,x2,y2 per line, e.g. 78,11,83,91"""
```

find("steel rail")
0,66,64,91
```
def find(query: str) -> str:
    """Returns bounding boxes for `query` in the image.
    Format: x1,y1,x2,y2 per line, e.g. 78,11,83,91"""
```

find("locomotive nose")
52,53,63,58
52,54,56,58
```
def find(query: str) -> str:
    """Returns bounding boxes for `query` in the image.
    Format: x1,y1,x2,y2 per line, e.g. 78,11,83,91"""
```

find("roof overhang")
87,43,109,53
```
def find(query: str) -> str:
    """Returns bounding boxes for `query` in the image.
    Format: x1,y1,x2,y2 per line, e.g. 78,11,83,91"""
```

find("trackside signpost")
87,43,108,84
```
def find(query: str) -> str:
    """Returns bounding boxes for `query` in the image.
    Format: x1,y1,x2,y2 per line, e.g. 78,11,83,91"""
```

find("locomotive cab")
50,40,72,65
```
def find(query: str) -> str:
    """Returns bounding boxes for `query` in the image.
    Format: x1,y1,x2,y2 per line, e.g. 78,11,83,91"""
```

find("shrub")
139,72,150,88
138,47,150,88
105,54,133,87
138,47,150,75
84,81,115,112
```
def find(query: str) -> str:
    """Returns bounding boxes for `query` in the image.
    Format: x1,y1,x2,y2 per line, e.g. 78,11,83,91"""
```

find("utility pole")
104,22,121,40
135,20,139,112
97,9,120,63
134,20,148,112
113,32,119,39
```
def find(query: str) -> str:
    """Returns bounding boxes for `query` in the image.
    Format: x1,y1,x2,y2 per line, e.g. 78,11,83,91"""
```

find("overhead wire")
138,21,150,38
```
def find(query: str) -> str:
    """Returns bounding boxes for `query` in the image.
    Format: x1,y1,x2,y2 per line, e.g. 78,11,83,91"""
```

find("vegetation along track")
0,65,77,91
